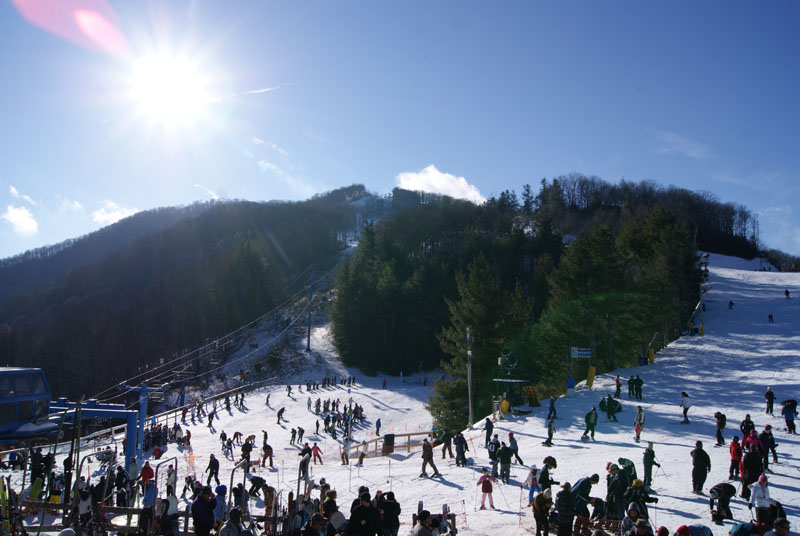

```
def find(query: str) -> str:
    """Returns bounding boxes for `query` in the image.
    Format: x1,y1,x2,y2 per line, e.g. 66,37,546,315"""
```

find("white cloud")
252,137,289,159
244,86,280,95
92,200,137,225
2,205,38,235
395,165,486,204
257,161,314,197
193,184,220,200
59,198,84,211
9,185,37,206
654,131,715,160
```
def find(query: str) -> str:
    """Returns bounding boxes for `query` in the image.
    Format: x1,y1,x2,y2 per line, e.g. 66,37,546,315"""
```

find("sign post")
567,347,592,396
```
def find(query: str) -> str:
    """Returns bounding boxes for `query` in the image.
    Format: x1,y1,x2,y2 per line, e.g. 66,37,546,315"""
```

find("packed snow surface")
4,252,799,534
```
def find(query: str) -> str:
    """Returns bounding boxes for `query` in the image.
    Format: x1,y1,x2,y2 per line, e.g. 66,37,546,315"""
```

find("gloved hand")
653,498,659,503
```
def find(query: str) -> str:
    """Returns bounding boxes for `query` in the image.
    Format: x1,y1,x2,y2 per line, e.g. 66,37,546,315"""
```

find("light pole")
466,327,474,430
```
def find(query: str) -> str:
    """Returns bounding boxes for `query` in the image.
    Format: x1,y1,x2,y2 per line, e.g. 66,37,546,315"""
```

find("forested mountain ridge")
332,176,773,431
0,184,384,398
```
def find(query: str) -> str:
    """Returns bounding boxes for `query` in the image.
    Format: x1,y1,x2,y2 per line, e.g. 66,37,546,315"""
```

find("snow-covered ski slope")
7,252,800,535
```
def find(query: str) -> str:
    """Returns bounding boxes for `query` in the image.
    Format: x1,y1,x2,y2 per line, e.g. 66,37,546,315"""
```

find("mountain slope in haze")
0,185,384,399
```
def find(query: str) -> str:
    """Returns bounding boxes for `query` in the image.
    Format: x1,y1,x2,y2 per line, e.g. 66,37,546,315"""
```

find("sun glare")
129,54,210,128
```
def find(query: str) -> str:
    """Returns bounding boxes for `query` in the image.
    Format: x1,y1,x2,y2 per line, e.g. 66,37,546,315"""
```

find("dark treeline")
332,177,741,431
0,186,373,399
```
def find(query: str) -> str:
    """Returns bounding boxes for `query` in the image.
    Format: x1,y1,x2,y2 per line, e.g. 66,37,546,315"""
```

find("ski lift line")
90,271,321,403
113,300,311,414
125,297,312,391
94,263,335,403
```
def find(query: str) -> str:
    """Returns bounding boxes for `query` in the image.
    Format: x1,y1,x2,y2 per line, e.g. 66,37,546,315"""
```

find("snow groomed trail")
4,252,799,535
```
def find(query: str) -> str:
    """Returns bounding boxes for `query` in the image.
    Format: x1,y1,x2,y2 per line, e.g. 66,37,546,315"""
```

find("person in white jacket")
749,473,775,524
521,464,541,506
680,392,692,424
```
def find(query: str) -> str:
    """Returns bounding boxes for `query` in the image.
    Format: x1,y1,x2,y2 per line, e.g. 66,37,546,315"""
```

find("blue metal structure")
49,398,139,472
0,367,57,439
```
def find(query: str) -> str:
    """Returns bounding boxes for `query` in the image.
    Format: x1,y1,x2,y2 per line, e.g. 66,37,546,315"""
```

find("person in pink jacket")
477,467,497,510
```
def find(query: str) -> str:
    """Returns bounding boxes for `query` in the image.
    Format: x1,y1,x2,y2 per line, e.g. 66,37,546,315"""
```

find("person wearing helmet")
213,485,227,527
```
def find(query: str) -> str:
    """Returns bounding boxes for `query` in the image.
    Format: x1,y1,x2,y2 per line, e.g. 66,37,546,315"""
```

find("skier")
297,426,305,444
680,392,691,424
555,482,575,536
690,441,711,494
759,425,776,472
714,412,727,446
440,429,453,459
483,417,494,448
544,417,556,446
311,443,323,465
614,375,621,399
634,406,645,442
765,388,775,416
618,457,638,484
628,376,634,399
634,376,643,401
420,438,441,478
785,289,790,299
205,454,220,487
547,396,557,420
375,418,382,437
261,442,273,468
728,300,734,310
276,407,286,424
729,436,742,480
643,442,660,490
476,468,496,510
768,313,774,324
583,407,598,441
290,428,297,445
454,432,469,467
522,464,541,506
709,482,736,523
740,445,762,500
508,432,524,464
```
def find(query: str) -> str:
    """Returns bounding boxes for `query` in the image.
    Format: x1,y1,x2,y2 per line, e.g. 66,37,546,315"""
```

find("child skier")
477,468,496,510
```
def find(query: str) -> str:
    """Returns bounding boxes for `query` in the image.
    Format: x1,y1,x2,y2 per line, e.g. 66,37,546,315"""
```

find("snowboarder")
547,395,557,420
276,407,286,424
544,417,556,446
420,438,440,478
583,407,598,440
765,387,776,416
477,468,496,509
643,443,660,490
680,392,691,423
690,441,711,494
714,412,727,446
634,406,645,442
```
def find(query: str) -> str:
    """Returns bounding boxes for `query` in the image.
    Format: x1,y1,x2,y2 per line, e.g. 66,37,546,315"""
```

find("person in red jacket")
729,436,742,480
139,461,155,492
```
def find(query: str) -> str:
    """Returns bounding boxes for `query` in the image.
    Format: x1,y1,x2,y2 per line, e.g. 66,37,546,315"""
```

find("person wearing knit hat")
676,525,690,536
632,518,655,536
749,473,775,524
532,488,553,536
477,468,497,510
657,526,669,536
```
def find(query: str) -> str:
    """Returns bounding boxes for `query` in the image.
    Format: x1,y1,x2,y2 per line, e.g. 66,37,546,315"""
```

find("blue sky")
1,1,798,259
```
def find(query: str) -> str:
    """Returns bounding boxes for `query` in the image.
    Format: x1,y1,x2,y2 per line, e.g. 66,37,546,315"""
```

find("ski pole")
495,481,511,510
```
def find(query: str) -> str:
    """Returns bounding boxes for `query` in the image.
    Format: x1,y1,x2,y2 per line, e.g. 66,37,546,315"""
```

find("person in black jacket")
740,445,762,500
690,441,711,494
347,492,380,536
555,483,575,536
454,432,469,467
714,412,727,446
765,387,776,416
191,486,217,536
378,491,401,536
708,482,736,522
539,456,558,491
440,430,454,459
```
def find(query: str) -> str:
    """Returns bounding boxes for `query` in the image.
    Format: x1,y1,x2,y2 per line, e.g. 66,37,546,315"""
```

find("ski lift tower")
119,382,167,465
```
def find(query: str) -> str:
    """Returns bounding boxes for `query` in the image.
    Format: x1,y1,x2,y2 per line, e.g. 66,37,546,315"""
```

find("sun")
128,54,211,128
